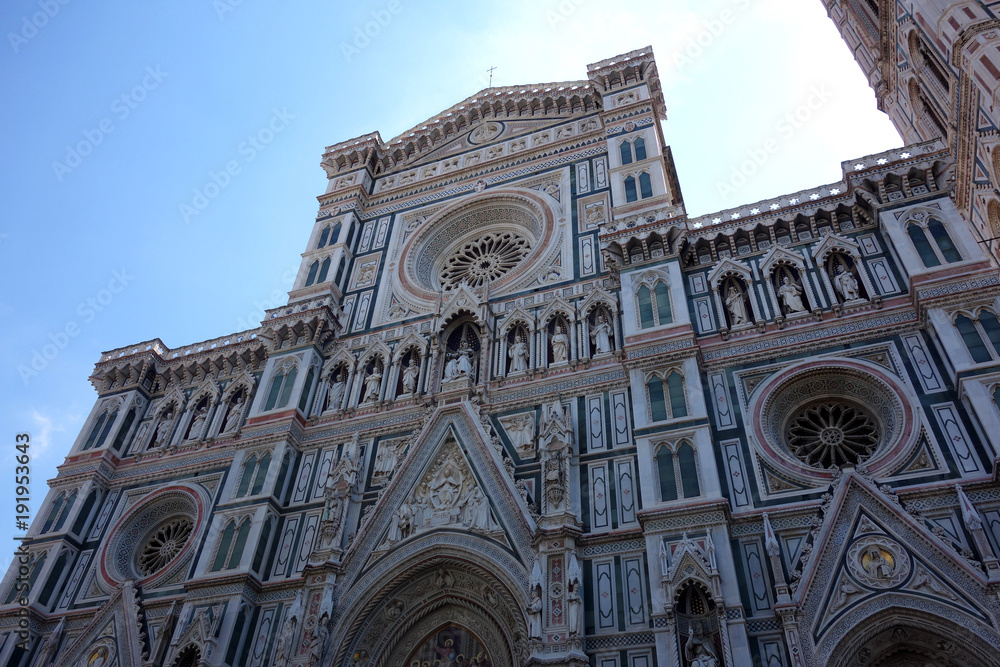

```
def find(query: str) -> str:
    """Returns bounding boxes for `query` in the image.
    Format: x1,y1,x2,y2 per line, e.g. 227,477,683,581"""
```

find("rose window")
439,231,532,289
785,402,879,468
138,517,193,576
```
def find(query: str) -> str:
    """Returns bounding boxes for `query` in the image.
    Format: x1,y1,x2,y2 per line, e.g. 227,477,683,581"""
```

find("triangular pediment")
760,244,806,274
811,232,859,261
339,402,536,588
57,581,144,667
794,471,1000,664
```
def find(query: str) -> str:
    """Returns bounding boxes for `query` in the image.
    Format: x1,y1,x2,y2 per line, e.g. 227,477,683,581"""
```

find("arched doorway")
826,608,998,667
333,548,529,667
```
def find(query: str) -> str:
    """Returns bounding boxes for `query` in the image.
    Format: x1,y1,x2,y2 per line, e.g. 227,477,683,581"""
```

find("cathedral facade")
5,3,1000,666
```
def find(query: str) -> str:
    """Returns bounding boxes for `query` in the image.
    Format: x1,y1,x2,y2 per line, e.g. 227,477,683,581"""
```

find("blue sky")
0,0,901,555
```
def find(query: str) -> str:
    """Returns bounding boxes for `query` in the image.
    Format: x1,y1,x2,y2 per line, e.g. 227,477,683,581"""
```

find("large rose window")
785,402,879,468
439,231,532,289
138,517,194,576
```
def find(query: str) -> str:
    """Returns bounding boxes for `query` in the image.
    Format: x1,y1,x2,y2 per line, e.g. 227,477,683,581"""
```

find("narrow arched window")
620,141,633,165
667,372,687,418
637,286,655,328
276,366,298,408
92,409,118,449
956,315,991,363
42,494,66,533
678,442,700,497
252,519,274,574
648,376,668,422
251,452,271,496
330,222,342,246
225,608,249,665
928,219,961,263
908,224,941,267
71,490,99,536
317,226,330,249
82,412,108,451
335,257,347,286
980,311,1000,355
53,491,76,532
298,366,316,414
110,408,136,452
228,519,251,569
264,369,285,411
38,551,68,606
656,447,678,502
212,521,236,571
317,257,331,283
639,172,653,199
625,175,638,203
236,455,257,498
634,137,647,161
305,260,319,287
654,282,672,323
275,451,291,502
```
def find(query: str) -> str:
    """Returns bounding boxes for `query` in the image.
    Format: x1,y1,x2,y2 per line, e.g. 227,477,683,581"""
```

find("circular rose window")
785,402,879,468
138,517,194,576
439,231,532,289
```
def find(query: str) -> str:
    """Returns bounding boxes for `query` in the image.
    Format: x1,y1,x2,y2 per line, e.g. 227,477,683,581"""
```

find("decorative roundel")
101,487,203,585
749,359,917,481
137,517,194,576
439,231,532,289
785,402,880,468
846,535,911,589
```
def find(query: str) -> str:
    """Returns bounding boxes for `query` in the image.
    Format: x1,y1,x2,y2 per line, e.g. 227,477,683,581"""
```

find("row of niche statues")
504,312,615,375
720,255,865,327
146,390,247,451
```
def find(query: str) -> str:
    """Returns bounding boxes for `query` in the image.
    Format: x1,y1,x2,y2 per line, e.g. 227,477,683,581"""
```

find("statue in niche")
550,324,569,363
833,263,861,301
309,613,330,666
372,440,402,481
509,334,529,373
684,630,719,667
326,371,346,411
539,401,573,513
363,363,383,403
434,566,455,589
567,555,582,636
865,548,894,579
724,283,749,326
389,502,413,543
153,409,174,447
187,405,208,440
590,314,613,355
463,487,497,531
777,275,807,314
527,589,543,639
503,413,536,457
222,394,244,433
274,615,297,667
401,357,419,394
444,339,475,381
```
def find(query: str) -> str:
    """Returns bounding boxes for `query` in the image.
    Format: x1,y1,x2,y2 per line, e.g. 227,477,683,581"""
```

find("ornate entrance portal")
405,624,493,666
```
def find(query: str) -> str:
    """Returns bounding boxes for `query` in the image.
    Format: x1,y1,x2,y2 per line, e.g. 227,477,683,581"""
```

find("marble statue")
187,406,207,440
363,366,382,402
153,411,174,447
402,357,419,394
724,284,748,325
327,371,346,410
777,275,807,313
685,630,719,667
550,325,568,363
223,395,244,432
527,589,543,639
833,264,861,301
590,315,612,355
509,336,529,372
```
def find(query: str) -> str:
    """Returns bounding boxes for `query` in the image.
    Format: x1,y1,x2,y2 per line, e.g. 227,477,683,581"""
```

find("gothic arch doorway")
826,607,998,667
334,550,529,667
